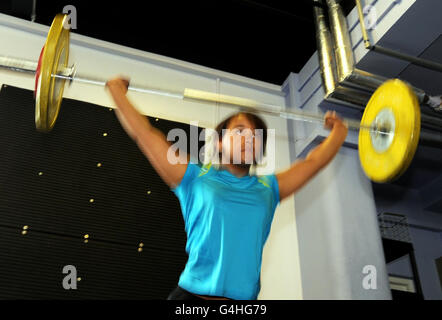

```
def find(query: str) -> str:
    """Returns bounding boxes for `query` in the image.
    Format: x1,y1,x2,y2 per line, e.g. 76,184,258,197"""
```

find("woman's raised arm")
276,111,348,201
106,77,189,189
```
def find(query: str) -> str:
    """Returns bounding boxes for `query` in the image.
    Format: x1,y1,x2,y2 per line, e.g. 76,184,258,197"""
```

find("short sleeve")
266,174,280,208
170,161,201,198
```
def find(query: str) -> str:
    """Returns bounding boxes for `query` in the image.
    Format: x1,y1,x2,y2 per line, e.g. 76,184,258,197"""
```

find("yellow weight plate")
35,14,70,132
359,79,420,183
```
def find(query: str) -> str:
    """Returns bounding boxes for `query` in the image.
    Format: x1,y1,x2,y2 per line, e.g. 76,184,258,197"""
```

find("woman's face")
218,114,263,165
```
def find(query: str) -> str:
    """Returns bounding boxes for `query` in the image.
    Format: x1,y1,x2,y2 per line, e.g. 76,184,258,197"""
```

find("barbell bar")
0,13,436,183
0,54,381,134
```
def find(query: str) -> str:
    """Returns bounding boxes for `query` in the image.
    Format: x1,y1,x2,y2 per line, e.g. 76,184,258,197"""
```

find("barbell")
0,14,429,183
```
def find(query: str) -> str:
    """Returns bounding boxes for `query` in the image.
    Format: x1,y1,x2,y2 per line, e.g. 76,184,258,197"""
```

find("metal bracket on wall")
355,0,442,74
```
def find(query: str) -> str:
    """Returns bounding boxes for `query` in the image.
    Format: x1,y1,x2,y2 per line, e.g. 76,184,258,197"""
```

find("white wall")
0,13,302,299
278,0,428,300
294,144,391,299
277,0,442,300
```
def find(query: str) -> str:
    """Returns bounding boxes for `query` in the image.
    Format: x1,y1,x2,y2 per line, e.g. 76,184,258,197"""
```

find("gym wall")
0,12,300,299
0,84,205,299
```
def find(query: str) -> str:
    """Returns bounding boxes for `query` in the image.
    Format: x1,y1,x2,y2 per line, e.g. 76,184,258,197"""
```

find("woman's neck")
219,163,251,178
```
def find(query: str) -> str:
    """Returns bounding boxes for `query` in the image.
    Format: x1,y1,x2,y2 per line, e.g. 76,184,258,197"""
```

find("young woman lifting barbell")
105,77,348,300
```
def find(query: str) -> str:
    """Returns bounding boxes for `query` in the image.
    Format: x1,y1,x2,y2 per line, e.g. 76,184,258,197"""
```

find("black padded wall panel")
0,225,183,299
0,85,203,299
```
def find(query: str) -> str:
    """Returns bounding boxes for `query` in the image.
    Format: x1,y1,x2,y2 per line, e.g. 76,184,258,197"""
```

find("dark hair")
214,111,268,164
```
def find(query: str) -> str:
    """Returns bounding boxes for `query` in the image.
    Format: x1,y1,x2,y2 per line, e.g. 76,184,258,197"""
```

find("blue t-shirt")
171,161,280,300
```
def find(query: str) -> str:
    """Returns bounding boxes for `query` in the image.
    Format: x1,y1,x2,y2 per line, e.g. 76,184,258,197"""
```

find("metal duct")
313,0,441,135
326,0,355,83
325,0,428,104
313,0,337,98
313,0,371,109
325,0,396,94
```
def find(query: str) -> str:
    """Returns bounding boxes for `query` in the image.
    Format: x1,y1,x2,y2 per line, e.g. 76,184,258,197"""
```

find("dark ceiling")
0,0,356,85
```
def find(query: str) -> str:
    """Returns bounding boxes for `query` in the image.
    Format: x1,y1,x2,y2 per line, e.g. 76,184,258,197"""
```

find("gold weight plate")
359,79,420,183
35,14,70,132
